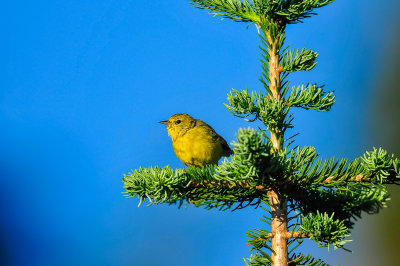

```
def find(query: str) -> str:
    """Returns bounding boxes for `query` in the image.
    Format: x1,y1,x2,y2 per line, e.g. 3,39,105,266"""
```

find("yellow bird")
159,114,233,168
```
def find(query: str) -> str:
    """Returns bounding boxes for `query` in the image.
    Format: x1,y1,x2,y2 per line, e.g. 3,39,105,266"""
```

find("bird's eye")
175,120,181,124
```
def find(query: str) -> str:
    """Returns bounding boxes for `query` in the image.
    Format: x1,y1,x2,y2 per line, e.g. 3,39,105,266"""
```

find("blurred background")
1,0,399,265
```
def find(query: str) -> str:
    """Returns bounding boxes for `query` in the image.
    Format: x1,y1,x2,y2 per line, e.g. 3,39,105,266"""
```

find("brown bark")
322,173,364,183
266,29,288,266
268,190,289,266
246,232,312,244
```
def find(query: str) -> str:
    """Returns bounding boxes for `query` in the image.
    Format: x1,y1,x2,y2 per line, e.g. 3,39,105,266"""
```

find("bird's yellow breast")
172,126,224,168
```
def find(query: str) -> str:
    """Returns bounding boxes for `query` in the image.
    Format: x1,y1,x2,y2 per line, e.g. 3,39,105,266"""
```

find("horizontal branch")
322,174,364,184
268,231,312,239
193,173,368,192
246,231,313,245
286,83,335,112
123,147,399,210
191,180,270,193
291,147,400,186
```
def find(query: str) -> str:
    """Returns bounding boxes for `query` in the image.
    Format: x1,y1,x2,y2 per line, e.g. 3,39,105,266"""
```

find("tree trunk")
266,25,288,265
268,190,288,266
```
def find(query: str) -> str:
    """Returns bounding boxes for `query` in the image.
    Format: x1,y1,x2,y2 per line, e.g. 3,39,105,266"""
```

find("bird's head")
159,113,196,140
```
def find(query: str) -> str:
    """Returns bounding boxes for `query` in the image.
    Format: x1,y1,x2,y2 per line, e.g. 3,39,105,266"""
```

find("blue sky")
1,1,399,265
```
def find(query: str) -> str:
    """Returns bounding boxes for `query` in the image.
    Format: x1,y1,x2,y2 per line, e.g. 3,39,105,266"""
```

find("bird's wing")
217,135,234,156
195,120,233,157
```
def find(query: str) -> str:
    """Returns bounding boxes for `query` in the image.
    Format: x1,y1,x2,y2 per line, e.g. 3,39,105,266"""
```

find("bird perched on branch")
159,114,233,168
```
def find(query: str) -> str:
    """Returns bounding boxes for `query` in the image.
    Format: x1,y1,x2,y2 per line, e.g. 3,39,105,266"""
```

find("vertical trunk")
268,191,288,266
266,28,288,265
268,47,282,101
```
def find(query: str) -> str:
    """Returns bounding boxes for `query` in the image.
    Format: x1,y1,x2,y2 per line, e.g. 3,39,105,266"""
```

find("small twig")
322,174,365,184
287,254,304,264
246,231,312,245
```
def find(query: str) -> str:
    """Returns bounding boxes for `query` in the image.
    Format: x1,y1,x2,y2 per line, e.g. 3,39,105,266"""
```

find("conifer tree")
122,1,400,265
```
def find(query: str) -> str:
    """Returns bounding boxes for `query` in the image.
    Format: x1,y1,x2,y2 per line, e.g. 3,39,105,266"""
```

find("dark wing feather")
195,119,233,157
218,136,234,156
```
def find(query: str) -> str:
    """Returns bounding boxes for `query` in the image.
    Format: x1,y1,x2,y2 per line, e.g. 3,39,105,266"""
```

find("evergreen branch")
245,202,329,265
291,184,390,228
289,147,400,185
281,48,318,72
245,204,275,266
299,211,350,250
225,88,259,120
191,0,335,25
123,166,214,205
287,253,330,266
216,128,289,187
257,91,292,129
225,89,293,129
247,228,273,251
362,148,400,183
244,253,273,266
190,0,260,23
216,128,277,181
273,0,335,24
123,146,398,210
287,84,335,111
122,166,261,210
286,145,318,172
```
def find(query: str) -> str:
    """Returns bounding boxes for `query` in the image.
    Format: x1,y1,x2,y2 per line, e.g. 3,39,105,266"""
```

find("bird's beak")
159,120,168,125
